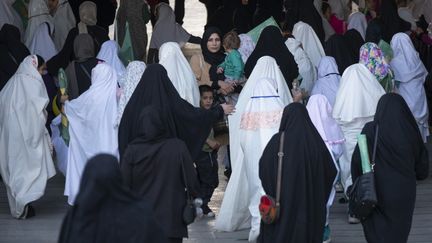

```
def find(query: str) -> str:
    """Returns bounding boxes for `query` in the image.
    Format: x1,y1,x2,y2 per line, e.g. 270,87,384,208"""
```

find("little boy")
217,31,245,105
196,85,221,217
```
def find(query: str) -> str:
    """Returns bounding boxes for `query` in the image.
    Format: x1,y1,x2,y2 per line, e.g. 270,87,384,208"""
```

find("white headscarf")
311,56,341,107
28,22,57,61
53,0,76,50
390,32,429,141
0,55,56,218
216,56,292,232
0,0,24,33
159,42,200,107
238,34,256,63
347,12,367,40
149,3,191,49
333,63,385,122
285,37,317,93
117,61,146,125
292,21,326,68
65,63,119,205
97,40,126,82
24,0,54,48
328,0,348,20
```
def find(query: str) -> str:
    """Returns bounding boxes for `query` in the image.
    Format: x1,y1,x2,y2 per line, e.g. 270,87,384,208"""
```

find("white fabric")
238,34,256,64
64,63,119,205
292,21,326,68
51,115,68,176
285,37,317,94
216,56,292,232
328,0,348,20
97,40,126,83
311,56,341,107
0,0,24,33
398,7,417,31
347,12,367,40
52,0,76,50
28,22,57,61
159,42,200,107
410,0,425,19
390,33,429,142
0,55,56,218
24,0,54,48
333,64,384,193
117,61,146,126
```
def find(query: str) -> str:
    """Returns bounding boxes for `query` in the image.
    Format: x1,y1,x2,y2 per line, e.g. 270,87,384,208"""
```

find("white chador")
333,64,385,193
97,40,126,83
52,0,76,50
0,0,24,33
0,55,56,218
215,56,292,240
28,22,57,61
24,0,54,48
64,63,119,205
390,33,429,142
292,21,326,68
347,11,367,40
159,42,200,107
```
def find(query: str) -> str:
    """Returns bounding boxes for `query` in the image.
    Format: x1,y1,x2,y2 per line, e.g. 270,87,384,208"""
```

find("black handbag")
181,162,196,225
348,125,379,221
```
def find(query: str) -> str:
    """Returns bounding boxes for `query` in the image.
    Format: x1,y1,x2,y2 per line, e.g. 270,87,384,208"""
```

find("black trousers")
168,238,182,243
195,151,219,207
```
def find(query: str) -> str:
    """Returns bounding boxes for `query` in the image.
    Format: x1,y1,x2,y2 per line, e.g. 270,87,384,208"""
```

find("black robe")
118,64,223,161
325,34,356,74
253,0,284,27
379,0,411,42
0,24,30,91
343,29,365,62
121,106,200,239
58,154,168,243
244,26,298,89
258,103,337,243
351,94,429,243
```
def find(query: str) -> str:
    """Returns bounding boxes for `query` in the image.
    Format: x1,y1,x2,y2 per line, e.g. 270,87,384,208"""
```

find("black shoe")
224,168,231,179
26,205,36,218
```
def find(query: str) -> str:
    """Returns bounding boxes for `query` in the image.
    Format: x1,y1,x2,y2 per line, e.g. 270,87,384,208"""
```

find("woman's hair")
36,55,45,68
223,31,241,50
322,1,331,15
199,85,213,96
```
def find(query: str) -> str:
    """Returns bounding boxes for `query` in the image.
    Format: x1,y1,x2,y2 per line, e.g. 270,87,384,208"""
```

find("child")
217,31,245,105
322,1,346,35
196,85,221,217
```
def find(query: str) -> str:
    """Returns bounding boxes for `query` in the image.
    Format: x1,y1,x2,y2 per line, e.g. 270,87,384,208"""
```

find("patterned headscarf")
359,42,391,81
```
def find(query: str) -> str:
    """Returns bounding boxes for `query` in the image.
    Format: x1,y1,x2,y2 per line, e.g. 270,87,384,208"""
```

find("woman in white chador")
24,0,54,48
215,56,292,242
159,42,200,107
0,55,56,219
0,0,23,32
333,64,385,195
347,11,367,40
97,40,126,83
390,33,429,142
51,0,76,51
28,22,57,61
285,37,317,94
292,21,326,68
64,63,119,205
311,56,341,107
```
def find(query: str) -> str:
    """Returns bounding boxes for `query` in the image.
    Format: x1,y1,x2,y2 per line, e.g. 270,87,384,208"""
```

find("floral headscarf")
359,42,391,81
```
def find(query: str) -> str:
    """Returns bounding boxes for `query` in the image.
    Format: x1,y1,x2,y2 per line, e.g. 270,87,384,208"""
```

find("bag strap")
371,124,379,171
7,51,18,65
181,161,192,200
276,131,285,208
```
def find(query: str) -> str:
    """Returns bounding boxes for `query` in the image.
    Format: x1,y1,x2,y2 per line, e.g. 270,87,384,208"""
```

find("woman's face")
207,33,221,53
38,63,47,75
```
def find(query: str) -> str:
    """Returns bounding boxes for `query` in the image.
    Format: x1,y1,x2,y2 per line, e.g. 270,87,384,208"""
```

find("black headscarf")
201,27,226,83
205,0,240,36
258,103,337,243
244,26,298,89
118,64,223,161
0,24,30,91
325,34,356,74
351,94,429,243
343,29,365,62
253,0,284,26
365,18,384,44
379,0,411,42
58,154,168,243
121,106,200,239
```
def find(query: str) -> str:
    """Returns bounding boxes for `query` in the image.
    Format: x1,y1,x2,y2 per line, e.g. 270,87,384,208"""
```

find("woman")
311,56,341,107
258,103,337,243
0,24,30,91
343,29,364,62
351,93,429,243
59,154,168,243
216,56,293,233
118,64,233,162
332,63,385,202
325,34,356,74
292,21,326,68
244,26,299,89
253,0,284,26
379,0,411,42
359,42,395,93
47,1,109,75
97,40,126,82
65,33,100,100
51,0,76,51
0,0,23,32
28,22,57,61
189,27,234,94
390,33,429,142
64,63,119,205
159,42,200,107
117,61,146,125
24,0,53,48
347,11,367,40
121,106,200,243
364,19,394,63
0,55,56,219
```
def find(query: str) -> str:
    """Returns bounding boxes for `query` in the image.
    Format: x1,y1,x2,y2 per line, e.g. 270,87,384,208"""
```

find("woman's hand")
60,95,69,104
221,103,235,115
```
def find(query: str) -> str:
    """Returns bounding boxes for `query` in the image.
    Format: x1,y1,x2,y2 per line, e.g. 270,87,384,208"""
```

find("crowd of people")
0,0,432,243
